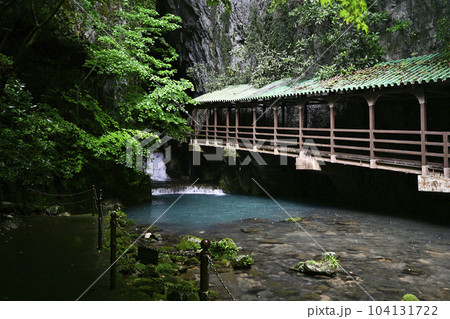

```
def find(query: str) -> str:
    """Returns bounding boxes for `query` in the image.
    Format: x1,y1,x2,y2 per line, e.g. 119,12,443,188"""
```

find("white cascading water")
147,152,226,196
152,186,225,196
146,152,171,182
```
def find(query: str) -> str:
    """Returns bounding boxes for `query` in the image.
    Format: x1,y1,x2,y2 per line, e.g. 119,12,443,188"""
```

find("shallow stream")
127,191,450,301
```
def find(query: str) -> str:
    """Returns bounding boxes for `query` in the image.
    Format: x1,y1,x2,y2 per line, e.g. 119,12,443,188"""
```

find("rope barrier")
28,188,92,197
208,256,236,301
51,197,92,206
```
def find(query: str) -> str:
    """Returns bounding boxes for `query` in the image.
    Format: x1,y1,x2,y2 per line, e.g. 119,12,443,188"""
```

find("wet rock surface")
154,212,450,301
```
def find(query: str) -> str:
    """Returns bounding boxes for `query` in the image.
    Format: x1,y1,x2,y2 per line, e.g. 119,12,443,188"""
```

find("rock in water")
232,254,254,270
46,205,62,216
291,260,337,277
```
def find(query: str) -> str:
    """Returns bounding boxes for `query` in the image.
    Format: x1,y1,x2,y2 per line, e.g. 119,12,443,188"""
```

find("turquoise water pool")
126,193,311,231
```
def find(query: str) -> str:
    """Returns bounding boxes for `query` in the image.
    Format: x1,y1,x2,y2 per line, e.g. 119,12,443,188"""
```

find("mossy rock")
176,235,202,251
210,238,240,259
291,260,337,277
403,293,420,301
232,254,253,270
156,262,178,276
285,217,303,222
184,257,200,266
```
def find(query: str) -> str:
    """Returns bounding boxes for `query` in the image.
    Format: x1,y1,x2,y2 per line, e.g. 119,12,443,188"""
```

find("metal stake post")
199,239,211,301
110,212,117,289
97,189,103,249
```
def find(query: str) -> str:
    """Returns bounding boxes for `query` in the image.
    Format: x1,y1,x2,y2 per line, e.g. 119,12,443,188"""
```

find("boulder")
45,205,63,216
291,260,337,277
177,235,202,251
232,254,253,270
58,212,71,217
0,201,14,214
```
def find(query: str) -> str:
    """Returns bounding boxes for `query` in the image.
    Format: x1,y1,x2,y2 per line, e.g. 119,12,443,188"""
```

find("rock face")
377,0,446,60
160,0,447,93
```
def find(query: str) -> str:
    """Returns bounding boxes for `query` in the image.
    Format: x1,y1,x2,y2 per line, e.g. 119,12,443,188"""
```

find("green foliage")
210,238,241,259
0,0,195,200
270,0,369,32
323,252,340,269
231,254,254,270
176,235,203,251
403,294,420,301
206,0,232,12
386,19,412,33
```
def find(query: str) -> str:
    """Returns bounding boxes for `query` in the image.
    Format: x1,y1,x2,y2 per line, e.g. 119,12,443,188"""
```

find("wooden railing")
194,124,449,176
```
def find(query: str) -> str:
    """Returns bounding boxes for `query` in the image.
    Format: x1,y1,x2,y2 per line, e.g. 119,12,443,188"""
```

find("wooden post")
97,189,103,249
369,102,376,168
199,239,211,301
193,108,198,144
205,108,210,144
444,132,449,178
226,107,230,146
273,106,278,154
91,184,96,216
110,212,117,290
420,101,428,175
235,107,239,147
252,106,257,150
214,108,218,146
329,102,336,162
298,104,304,154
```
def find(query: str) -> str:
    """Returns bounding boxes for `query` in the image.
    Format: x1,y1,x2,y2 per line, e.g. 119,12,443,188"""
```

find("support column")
226,107,230,146
369,101,376,168
214,107,218,146
235,107,239,147
329,102,336,163
193,108,198,144
413,87,428,175
205,108,210,144
273,106,278,154
252,106,257,151
420,100,428,175
298,104,304,155
444,132,449,179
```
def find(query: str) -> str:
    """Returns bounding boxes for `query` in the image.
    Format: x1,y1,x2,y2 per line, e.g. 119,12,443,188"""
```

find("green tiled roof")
195,52,450,104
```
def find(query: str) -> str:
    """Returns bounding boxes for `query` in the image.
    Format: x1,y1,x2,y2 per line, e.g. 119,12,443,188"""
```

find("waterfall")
147,152,226,195
146,152,171,182
152,185,225,196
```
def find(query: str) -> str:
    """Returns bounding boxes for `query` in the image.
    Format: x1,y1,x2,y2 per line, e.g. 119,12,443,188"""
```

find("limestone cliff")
159,0,448,94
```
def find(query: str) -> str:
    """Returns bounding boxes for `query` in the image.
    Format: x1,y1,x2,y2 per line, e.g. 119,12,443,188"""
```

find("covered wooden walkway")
190,53,450,192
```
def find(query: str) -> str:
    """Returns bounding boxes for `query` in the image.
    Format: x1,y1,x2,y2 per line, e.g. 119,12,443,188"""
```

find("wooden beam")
444,132,449,178
235,107,239,146
329,102,336,162
193,108,198,143
226,107,230,146
205,108,210,144
298,104,304,154
214,107,218,145
273,106,278,154
369,102,376,168
252,106,257,150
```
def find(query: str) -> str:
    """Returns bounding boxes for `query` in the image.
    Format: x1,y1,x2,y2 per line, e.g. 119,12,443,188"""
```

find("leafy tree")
0,0,194,202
